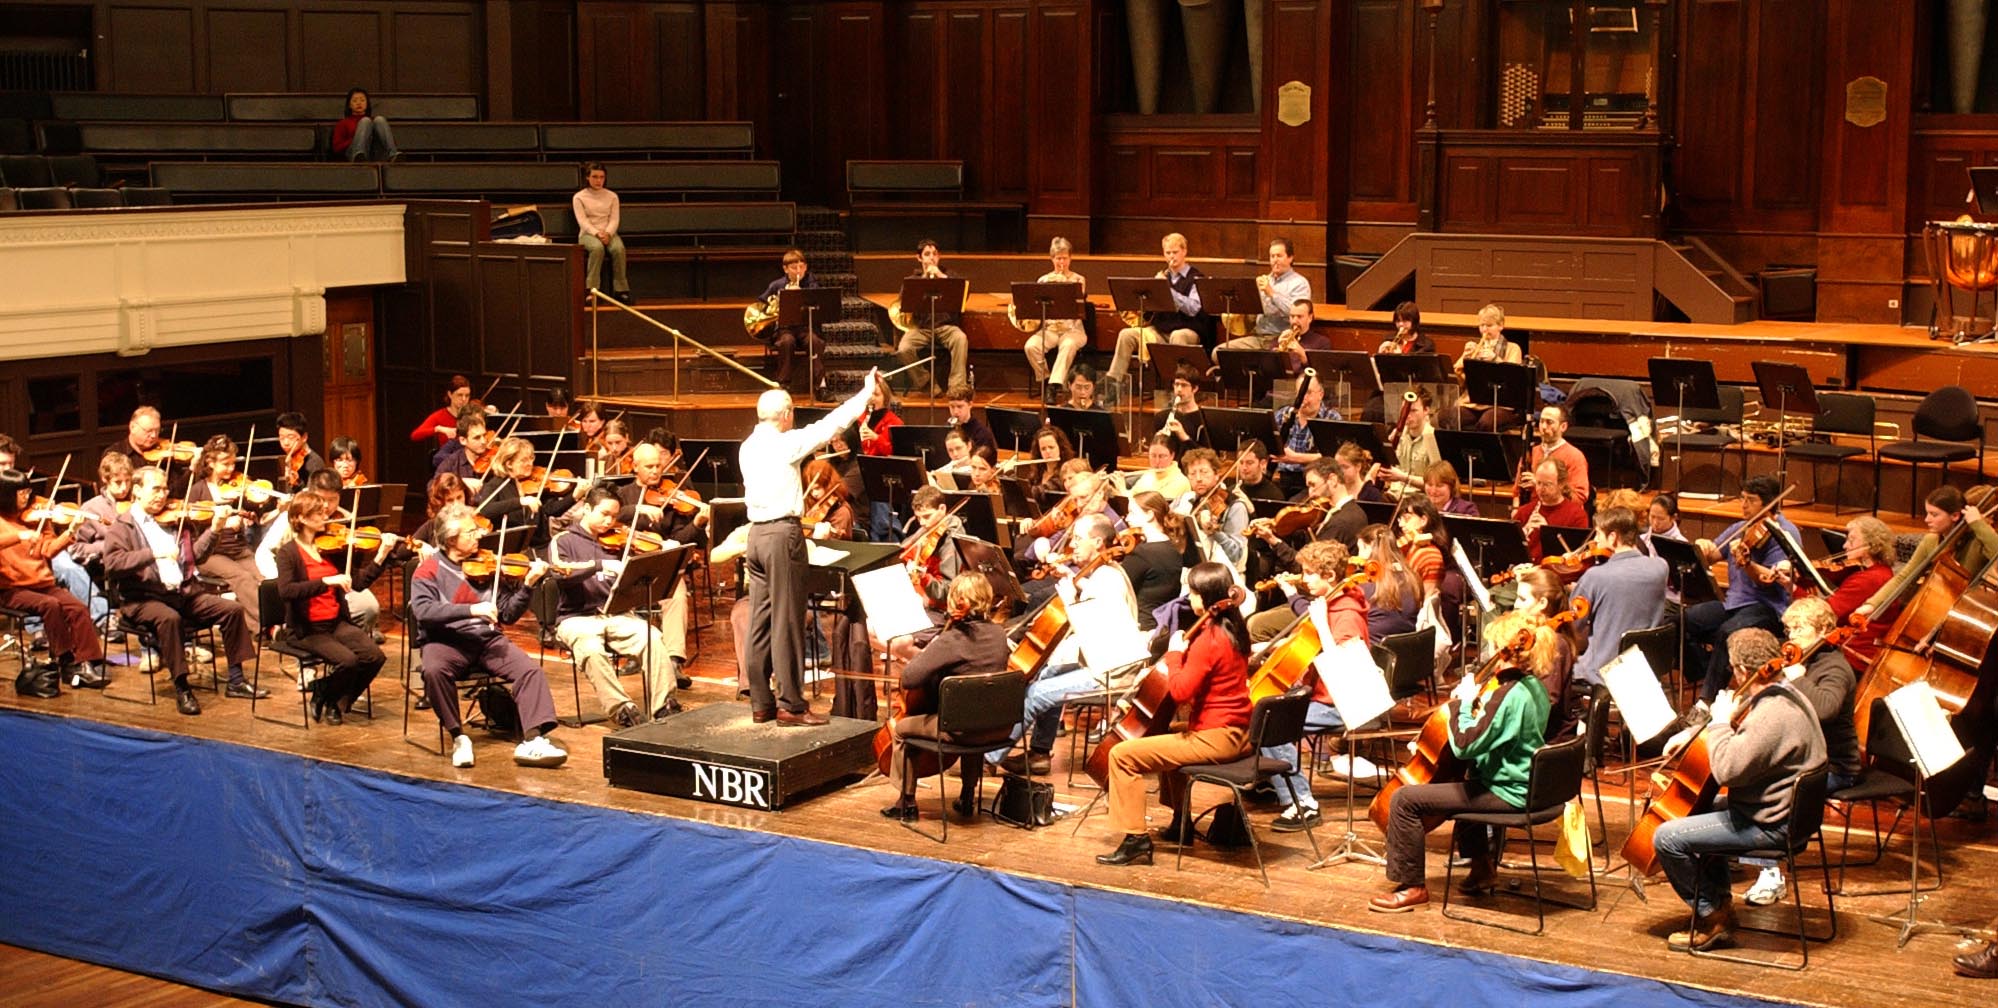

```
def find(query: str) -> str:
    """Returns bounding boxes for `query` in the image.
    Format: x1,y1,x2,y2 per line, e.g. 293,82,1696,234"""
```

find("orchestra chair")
1063,689,1114,790
1440,734,1595,936
1814,711,1945,898
1174,689,1318,888
101,579,223,705
0,601,37,683
895,669,1028,844
1657,384,1746,499
1327,628,1437,784
527,577,603,729
396,558,509,755
252,580,321,728
1688,764,1836,970
1783,392,1877,514
1874,384,1983,519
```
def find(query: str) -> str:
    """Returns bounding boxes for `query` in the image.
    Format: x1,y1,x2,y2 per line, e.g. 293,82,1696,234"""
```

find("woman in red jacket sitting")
333,87,398,162
1098,560,1255,866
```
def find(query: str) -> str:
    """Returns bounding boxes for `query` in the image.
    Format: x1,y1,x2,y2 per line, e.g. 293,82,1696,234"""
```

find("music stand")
1009,281,1085,332
1047,406,1122,470
1204,276,1265,326
1434,428,1523,493
1357,499,1398,527
999,477,1042,519
1537,524,1595,559
859,454,927,534
1305,350,1382,417
942,491,1001,544
889,424,953,470
1203,405,1275,454
1251,497,1290,523
1108,276,1177,421
476,524,535,557
780,287,842,398
708,499,748,558
1647,358,1722,503
897,276,970,399
1765,517,1833,596
952,535,1027,616
985,405,1045,454
1309,419,1393,472
1647,535,1718,607
600,542,694,719
1439,514,1533,582
1751,361,1820,489
676,438,744,496
1215,349,1295,408
1462,359,1537,434
1148,342,1215,395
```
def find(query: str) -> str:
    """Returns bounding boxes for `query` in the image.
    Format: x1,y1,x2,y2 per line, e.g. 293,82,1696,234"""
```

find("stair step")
797,206,841,231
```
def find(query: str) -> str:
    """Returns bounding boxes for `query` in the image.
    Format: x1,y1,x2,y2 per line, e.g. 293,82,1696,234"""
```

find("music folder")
1009,281,1085,326
777,287,841,329
1107,277,1174,319
1203,276,1265,320
896,277,969,326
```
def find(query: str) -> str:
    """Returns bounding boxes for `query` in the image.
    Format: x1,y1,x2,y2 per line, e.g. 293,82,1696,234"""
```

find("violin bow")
344,486,360,575
543,424,569,498
32,453,73,540
490,517,510,604
161,422,181,480
174,460,199,541
240,424,257,495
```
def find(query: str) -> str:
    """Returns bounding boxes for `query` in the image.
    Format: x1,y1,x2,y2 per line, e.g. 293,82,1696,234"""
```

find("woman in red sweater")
1098,561,1254,866
410,374,474,447
332,87,398,162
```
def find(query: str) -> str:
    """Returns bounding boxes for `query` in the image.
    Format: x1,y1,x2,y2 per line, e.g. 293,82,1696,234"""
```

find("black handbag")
992,773,1055,829
474,682,520,737
14,663,59,699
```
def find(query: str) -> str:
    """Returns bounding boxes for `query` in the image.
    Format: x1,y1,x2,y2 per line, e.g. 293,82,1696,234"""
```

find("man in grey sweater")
1652,626,1827,952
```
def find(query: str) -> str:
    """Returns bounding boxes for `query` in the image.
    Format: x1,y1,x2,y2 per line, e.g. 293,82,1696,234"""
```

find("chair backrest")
0,187,15,212
1249,689,1315,750
527,576,562,631
17,186,70,210
70,187,124,208
937,670,1030,738
1681,383,1745,426
1581,686,1612,775
1785,764,1831,852
1377,626,1437,700
1615,622,1678,681
47,153,98,188
0,154,52,188
257,579,286,631
1812,391,1875,439
1524,734,1589,814
1913,385,1980,443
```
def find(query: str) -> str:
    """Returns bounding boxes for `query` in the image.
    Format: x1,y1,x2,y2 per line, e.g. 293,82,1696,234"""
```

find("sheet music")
1599,645,1677,744
805,541,851,565
1884,681,1968,779
1068,595,1150,671
848,566,935,642
1453,538,1492,612
1314,636,1394,729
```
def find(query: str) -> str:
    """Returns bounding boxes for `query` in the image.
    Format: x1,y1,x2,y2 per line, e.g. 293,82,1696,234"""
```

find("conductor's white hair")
757,388,793,422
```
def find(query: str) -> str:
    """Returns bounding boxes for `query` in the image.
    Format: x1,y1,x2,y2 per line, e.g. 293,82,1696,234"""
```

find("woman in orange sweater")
0,468,105,694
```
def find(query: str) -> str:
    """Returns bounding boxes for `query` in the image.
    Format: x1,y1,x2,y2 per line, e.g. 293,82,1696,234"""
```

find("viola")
313,523,385,553
1250,496,1333,540
802,471,842,528
155,498,218,525
521,467,579,497
599,524,667,554
1028,492,1084,541
901,499,969,600
467,443,500,475
24,499,101,527
1489,542,1612,585
217,475,288,506
342,471,371,489
140,440,199,465
459,549,538,583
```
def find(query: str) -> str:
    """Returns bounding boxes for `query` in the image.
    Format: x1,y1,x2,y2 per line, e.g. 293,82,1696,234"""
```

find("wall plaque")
1845,76,1887,128
1276,81,1311,127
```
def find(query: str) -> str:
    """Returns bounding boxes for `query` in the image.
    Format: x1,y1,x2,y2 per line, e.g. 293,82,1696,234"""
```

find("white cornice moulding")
0,204,406,362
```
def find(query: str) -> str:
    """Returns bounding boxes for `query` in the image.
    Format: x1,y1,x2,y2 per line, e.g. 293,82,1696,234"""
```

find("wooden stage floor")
7,603,1995,1008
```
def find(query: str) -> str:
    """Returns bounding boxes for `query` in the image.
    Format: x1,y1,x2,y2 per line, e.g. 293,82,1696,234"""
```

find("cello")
1084,606,1220,789
872,590,979,779
1246,562,1380,704
1368,597,1589,832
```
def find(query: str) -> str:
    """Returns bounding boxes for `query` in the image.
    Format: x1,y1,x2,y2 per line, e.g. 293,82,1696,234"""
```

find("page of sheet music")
1884,681,1968,779
1314,636,1394,729
1600,645,1677,744
848,566,935,642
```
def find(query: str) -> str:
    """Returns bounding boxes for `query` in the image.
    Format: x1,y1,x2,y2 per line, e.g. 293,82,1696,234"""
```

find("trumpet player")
896,239,970,394
1217,237,1313,356
1106,232,1209,405
1273,297,1328,375
751,249,828,400
1020,236,1090,405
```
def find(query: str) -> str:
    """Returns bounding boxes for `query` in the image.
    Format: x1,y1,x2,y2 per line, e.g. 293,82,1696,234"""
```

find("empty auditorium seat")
0,187,16,212
392,122,541,158
224,92,481,122
34,120,81,155
0,119,31,155
76,123,322,157
121,186,174,206
147,162,380,200
0,93,52,121
847,159,966,201
0,154,52,188
70,187,125,208
540,122,756,159
602,160,782,199
49,92,226,122
16,187,73,210
48,153,100,188
382,161,579,200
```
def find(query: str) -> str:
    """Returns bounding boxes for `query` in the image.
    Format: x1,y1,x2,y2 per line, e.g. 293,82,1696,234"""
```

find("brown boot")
1667,905,1737,951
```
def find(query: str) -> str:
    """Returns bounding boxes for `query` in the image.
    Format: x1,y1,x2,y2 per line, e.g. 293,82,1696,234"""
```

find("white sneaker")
450,734,474,768
186,644,214,664
1324,754,1381,781
1745,865,1785,906
513,736,568,768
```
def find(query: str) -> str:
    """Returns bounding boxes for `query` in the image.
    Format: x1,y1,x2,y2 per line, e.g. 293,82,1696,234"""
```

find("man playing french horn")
1106,232,1209,406
1017,236,1089,406
1217,237,1313,357
745,249,828,399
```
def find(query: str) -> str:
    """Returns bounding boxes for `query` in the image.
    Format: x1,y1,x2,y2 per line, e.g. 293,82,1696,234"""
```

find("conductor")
739,367,883,725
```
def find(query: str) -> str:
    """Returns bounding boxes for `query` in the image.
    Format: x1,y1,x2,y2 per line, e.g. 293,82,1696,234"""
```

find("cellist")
878,573,1012,824
1255,540,1373,833
1370,609,1553,913
1854,485,1998,627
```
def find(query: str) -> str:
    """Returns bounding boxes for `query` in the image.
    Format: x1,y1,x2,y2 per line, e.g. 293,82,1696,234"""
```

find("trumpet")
1274,322,1305,356
1221,313,1253,337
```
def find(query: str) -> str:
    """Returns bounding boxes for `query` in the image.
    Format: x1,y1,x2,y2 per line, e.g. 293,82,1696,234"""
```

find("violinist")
432,412,492,494
1425,461,1481,517
0,467,107,693
0,438,108,631
411,503,566,769
571,400,606,446
1376,301,1435,356
1450,303,1524,429
1395,499,1449,594
274,412,326,495
1122,491,1192,630
1380,387,1441,500
1511,458,1588,563
1357,525,1422,641
67,451,135,573
101,466,262,714
990,513,1140,778
1686,474,1797,707
1649,627,1825,952
1234,440,1284,502
1821,516,1894,631
879,573,1014,822
256,468,387,641
1174,448,1246,572
1855,484,1998,627
1019,470,1120,608
105,406,162,472
1127,434,1190,500
587,418,634,479
327,436,369,488
1098,561,1253,866
409,374,474,448
274,493,395,725
1571,506,1669,694
474,437,554,539
863,486,964,667
1249,458,1358,575
614,441,705,682
550,487,682,727
1370,609,1553,913
411,473,468,548
1515,404,1590,507
542,386,572,426
1153,365,1210,456
187,435,271,637
1258,540,1375,828
1027,424,1075,497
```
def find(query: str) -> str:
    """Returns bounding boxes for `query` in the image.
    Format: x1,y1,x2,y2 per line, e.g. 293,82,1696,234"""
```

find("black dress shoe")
322,703,343,726
776,708,829,727
1956,940,1998,979
952,793,981,819
175,688,202,716
415,693,432,710
1096,833,1154,866
880,802,919,822
225,682,270,700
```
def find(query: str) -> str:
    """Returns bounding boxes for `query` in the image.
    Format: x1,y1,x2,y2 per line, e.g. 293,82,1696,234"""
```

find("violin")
521,467,579,497
141,440,199,465
1250,496,1333,540
901,499,968,598
154,499,218,524
599,523,667,554
216,475,289,506
458,548,539,583
1487,541,1612,586
24,499,101,527
802,471,841,528
1029,491,1083,541
467,443,500,475
313,523,385,553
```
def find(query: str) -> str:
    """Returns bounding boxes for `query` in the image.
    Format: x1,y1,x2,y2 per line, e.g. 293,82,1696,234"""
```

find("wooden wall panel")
578,3,654,120
96,2,483,96
106,6,197,92
898,9,944,158
392,11,478,94
1343,0,1414,215
1820,0,1915,234
1750,0,1824,216
204,8,289,92
1100,125,1260,221
1426,133,1660,238
1263,0,1328,223
1673,0,1746,208
1025,2,1093,228
301,11,383,92
653,5,706,120
944,9,986,176
988,8,1030,198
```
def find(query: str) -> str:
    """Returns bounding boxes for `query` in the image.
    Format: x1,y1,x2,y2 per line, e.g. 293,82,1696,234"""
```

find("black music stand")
780,287,843,399
890,424,954,470
1205,276,1265,329
999,477,1043,519
1047,406,1122,470
676,438,744,496
1462,359,1538,434
1765,517,1833,596
476,524,535,557
985,405,1045,454
1148,342,1216,395
1750,361,1820,489
1646,358,1722,503
708,499,748,558
1215,349,1295,408
1009,281,1085,331
1647,535,1718,607
1306,350,1382,418
1108,276,1178,419
1357,499,1398,527
898,276,970,399
599,542,694,720
859,454,927,534
1537,524,1595,559
942,491,1001,544
953,535,1027,615
1435,428,1523,492
1439,514,1533,582
1203,406,1275,454
1309,419,1393,471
